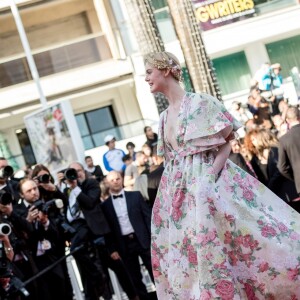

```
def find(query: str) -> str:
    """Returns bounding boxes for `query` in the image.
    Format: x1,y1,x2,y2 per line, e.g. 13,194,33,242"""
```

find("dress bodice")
158,92,241,162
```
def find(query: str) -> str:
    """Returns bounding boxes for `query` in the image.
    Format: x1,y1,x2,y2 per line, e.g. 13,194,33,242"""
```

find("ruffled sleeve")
183,93,241,150
157,111,166,157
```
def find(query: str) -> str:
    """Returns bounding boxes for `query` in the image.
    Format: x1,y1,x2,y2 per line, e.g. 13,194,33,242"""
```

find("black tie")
113,194,123,199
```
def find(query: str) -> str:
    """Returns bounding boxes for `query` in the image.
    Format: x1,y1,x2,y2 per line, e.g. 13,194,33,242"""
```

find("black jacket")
102,191,151,256
147,163,164,207
278,124,300,194
64,178,110,236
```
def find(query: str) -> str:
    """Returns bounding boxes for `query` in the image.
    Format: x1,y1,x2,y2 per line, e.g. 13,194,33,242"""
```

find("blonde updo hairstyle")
144,51,182,81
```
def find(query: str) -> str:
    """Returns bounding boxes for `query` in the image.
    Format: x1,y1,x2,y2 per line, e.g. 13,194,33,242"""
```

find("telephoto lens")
0,191,13,206
0,223,11,236
0,166,14,179
37,174,50,184
64,168,78,181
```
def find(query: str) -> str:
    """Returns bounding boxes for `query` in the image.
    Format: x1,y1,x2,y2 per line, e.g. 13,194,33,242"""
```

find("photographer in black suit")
2,179,69,300
0,158,20,204
85,156,104,183
102,171,156,300
58,162,110,300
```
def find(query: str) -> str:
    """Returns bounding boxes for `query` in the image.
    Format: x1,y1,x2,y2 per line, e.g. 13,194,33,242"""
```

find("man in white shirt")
58,162,110,300
102,171,155,300
103,135,126,173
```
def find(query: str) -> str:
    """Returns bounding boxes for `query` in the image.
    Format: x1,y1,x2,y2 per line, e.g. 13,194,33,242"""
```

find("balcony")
0,35,133,111
0,34,112,88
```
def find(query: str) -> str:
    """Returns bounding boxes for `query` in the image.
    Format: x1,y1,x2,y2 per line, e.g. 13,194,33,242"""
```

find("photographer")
57,162,110,300
31,164,67,204
0,190,38,300
0,229,17,299
31,164,73,300
0,158,20,205
9,179,70,300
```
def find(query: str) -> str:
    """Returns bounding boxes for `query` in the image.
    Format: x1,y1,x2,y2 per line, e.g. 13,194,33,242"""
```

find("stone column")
123,0,169,113
166,0,222,99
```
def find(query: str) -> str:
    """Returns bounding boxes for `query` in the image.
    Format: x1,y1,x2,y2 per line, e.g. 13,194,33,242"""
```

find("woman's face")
250,134,258,148
230,140,240,153
145,63,165,93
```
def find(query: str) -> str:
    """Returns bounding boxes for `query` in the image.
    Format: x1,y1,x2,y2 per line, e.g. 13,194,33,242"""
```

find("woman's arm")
212,142,232,176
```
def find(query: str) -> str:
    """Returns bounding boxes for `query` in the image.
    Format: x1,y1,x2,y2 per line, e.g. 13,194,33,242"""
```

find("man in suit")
278,106,300,211
58,162,110,300
85,155,104,182
102,171,156,300
2,179,68,300
0,157,20,204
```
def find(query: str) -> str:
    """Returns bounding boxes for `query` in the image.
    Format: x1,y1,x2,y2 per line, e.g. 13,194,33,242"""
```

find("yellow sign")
193,0,255,30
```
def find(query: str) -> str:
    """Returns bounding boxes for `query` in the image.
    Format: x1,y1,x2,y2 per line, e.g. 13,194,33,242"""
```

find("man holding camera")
58,162,110,300
0,158,20,204
1,179,69,300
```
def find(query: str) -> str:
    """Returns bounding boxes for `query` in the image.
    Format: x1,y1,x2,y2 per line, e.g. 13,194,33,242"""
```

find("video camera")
0,191,13,206
59,168,78,182
0,166,13,179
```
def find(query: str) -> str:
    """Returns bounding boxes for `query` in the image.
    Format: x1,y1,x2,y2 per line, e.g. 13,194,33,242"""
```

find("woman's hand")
39,182,57,192
0,234,14,261
213,143,231,174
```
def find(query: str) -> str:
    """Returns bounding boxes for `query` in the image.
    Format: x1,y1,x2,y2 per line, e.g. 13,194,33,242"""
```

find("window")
253,0,297,16
266,35,300,78
212,52,252,95
75,106,119,150
151,0,177,43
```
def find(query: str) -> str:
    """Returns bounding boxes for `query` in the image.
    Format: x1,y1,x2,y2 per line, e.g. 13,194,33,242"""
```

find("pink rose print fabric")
151,93,300,299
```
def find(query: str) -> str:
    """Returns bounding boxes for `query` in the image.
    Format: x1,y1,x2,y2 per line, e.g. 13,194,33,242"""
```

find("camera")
32,199,63,214
37,174,50,184
32,199,76,234
0,166,14,179
0,224,11,236
0,191,13,206
60,168,78,181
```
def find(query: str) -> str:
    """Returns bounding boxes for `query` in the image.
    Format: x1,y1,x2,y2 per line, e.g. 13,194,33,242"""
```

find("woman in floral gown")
144,51,300,300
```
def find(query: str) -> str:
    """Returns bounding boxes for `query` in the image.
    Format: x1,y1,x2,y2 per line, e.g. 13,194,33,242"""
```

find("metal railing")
81,119,158,150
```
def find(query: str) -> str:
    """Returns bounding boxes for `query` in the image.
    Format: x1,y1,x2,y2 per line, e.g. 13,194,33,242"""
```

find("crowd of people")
0,125,161,300
228,62,300,211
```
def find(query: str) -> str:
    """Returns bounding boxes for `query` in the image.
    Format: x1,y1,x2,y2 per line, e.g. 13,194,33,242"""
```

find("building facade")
0,0,159,169
151,0,300,103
